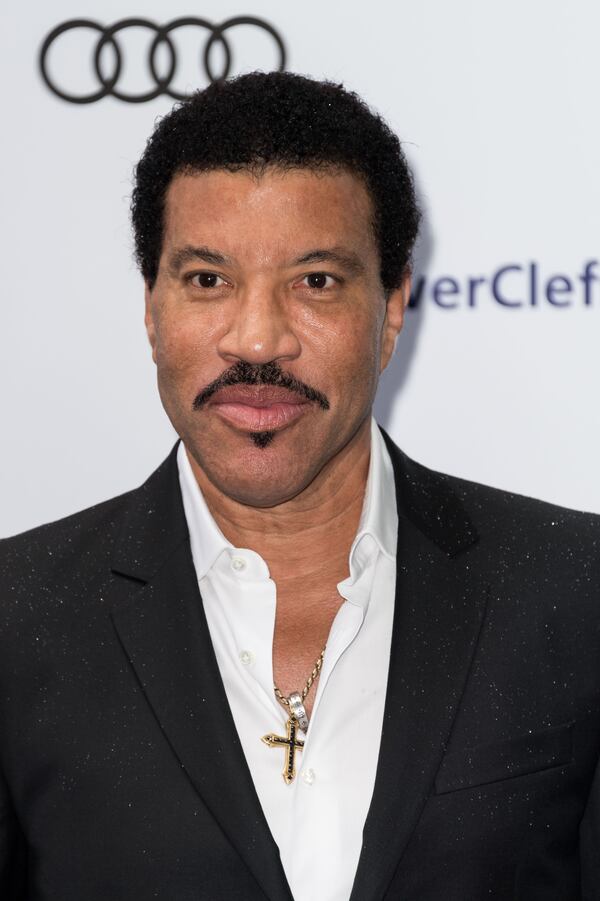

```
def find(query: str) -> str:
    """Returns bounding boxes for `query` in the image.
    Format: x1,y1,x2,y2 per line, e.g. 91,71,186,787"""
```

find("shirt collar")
177,442,232,581
364,417,397,559
346,417,397,576
177,416,397,582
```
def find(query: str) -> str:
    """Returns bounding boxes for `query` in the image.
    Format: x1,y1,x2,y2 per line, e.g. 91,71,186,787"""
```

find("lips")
206,384,311,432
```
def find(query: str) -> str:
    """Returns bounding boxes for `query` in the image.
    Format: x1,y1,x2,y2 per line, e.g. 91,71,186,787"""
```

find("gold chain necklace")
261,648,326,784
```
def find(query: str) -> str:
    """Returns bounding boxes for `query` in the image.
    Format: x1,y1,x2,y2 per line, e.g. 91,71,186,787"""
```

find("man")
0,72,598,901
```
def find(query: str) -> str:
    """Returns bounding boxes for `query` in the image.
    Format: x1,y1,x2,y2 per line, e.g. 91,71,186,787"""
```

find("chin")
212,465,312,509
200,435,316,506
180,416,341,507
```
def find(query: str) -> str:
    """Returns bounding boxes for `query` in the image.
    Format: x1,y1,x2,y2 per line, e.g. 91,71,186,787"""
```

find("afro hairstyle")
131,71,421,293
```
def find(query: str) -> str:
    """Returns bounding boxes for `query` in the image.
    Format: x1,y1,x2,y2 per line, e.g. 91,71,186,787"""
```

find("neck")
186,419,372,586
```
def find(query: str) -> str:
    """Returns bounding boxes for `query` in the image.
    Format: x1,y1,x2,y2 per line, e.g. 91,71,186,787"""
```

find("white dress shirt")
177,418,398,901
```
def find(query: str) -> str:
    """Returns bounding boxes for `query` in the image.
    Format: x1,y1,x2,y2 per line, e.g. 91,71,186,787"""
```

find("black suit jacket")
1,433,599,900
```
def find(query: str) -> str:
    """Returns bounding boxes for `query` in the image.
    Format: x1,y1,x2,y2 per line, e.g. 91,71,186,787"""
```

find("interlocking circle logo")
39,16,287,104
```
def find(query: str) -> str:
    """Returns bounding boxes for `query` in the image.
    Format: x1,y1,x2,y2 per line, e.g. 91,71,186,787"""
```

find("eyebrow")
167,245,232,274
293,248,366,277
167,244,367,277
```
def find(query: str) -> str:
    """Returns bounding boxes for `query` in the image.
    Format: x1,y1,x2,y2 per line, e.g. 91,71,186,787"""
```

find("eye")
301,272,337,290
188,272,228,289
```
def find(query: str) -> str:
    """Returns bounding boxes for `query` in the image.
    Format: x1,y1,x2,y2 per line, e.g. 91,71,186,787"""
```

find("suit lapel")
349,435,489,901
106,434,488,901
108,446,293,901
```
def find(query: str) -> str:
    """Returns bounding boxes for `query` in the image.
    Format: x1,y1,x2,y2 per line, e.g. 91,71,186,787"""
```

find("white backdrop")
1,0,599,537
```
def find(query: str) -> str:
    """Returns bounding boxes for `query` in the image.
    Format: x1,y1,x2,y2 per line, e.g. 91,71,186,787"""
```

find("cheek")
310,312,382,398
298,298,382,353
153,309,217,384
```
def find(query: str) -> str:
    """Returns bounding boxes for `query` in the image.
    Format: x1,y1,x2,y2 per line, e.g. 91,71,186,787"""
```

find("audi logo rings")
39,16,287,104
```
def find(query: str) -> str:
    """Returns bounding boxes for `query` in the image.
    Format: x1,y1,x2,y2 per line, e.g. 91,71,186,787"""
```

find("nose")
217,283,301,365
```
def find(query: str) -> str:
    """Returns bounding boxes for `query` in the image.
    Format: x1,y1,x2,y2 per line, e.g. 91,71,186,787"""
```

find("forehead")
162,167,378,263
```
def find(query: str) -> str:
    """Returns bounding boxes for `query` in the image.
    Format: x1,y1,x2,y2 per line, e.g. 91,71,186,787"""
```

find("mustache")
192,361,330,411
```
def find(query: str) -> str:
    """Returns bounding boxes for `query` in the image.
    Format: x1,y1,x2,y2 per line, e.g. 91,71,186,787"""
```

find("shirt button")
301,768,316,786
231,556,246,572
239,650,255,666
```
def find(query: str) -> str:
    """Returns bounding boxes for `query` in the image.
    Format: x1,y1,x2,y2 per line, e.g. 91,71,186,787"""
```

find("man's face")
145,167,408,507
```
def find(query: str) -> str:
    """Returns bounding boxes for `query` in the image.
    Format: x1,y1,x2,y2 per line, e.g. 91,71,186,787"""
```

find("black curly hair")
131,71,420,293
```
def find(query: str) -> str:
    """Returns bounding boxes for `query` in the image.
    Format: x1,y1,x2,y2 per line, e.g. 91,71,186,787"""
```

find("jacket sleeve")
580,747,600,900
0,763,27,898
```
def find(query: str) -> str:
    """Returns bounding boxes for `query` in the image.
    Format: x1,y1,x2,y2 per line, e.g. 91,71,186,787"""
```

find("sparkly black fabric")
0,433,599,900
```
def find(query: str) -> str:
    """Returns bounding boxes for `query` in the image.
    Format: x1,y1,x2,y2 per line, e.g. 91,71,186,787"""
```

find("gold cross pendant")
262,717,305,784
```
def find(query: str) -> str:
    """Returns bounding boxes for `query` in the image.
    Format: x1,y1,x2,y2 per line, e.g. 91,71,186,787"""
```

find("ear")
144,282,158,364
379,272,411,372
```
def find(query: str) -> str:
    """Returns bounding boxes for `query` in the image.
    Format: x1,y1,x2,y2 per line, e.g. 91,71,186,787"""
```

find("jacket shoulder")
440,465,600,539
0,447,179,610
382,430,600,558
0,489,134,595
